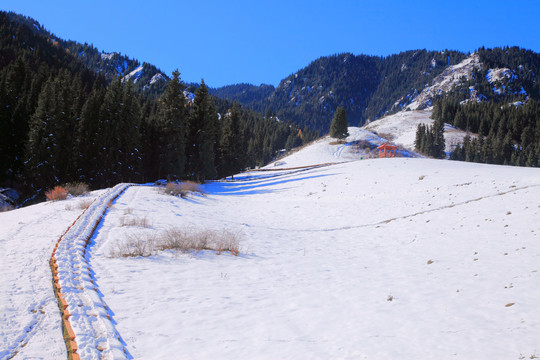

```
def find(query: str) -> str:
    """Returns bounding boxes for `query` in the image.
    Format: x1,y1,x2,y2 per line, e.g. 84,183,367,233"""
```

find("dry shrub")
0,204,14,212
180,181,204,196
109,227,242,258
45,186,69,201
119,215,151,228
373,131,395,141
156,227,242,255
78,199,93,210
64,182,90,196
163,181,204,198
109,233,155,258
163,182,182,196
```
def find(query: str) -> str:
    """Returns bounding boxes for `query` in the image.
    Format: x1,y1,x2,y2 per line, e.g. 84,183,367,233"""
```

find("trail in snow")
0,200,84,360
52,184,132,359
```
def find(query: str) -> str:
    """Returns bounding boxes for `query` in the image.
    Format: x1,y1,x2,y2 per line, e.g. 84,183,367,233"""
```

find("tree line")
416,98,540,166
0,13,316,203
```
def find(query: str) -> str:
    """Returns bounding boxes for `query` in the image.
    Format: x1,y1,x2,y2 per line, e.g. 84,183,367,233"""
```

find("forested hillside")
209,83,275,106
6,12,170,95
213,50,467,133
413,47,540,166
0,11,315,203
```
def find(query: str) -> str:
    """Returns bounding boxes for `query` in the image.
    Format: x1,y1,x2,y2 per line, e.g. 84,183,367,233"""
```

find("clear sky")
2,0,539,87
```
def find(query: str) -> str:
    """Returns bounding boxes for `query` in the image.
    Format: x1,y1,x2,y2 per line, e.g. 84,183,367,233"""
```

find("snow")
2,140,540,359
486,68,513,83
265,127,382,168
0,194,98,359
149,73,166,85
101,52,116,61
122,65,144,84
407,53,482,111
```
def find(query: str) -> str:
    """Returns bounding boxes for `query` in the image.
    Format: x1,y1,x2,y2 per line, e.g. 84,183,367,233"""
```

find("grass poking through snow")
109,227,242,258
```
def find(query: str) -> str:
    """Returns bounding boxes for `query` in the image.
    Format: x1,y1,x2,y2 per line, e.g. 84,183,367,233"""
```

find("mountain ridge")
7,11,538,136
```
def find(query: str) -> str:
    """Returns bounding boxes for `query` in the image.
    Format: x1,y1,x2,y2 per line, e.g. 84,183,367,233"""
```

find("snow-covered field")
266,127,389,168
2,139,540,359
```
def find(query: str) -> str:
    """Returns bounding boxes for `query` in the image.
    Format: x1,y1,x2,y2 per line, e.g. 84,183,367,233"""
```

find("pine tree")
154,69,188,180
431,117,446,158
96,79,141,185
220,101,244,177
414,123,425,151
25,79,56,190
187,80,218,181
75,83,105,183
117,82,141,182
329,106,349,139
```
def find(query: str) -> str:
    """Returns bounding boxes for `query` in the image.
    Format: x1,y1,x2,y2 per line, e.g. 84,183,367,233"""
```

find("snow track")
51,184,131,360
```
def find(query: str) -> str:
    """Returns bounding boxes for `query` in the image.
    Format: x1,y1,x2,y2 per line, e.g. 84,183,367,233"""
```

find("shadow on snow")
205,172,334,196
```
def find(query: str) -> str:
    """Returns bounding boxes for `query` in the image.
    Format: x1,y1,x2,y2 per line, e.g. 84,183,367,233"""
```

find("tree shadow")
205,172,333,196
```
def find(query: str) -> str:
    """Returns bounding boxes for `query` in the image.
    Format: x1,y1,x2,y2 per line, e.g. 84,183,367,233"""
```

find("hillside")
215,48,539,137
6,12,169,95
1,147,539,359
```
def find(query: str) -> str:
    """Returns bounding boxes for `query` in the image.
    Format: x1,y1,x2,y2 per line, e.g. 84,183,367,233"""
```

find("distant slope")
217,48,538,137
209,83,275,106
215,50,467,133
363,110,471,154
6,12,169,95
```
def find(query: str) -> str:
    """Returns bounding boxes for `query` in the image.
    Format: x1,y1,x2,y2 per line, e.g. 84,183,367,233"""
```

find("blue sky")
2,0,539,87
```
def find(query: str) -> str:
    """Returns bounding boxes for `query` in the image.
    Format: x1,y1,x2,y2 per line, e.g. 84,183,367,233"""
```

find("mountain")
214,48,539,135
212,50,466,132
209,83,275,106
5,12,169,95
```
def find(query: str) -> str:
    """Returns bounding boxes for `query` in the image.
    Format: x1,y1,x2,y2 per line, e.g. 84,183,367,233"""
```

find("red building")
376,143,399,158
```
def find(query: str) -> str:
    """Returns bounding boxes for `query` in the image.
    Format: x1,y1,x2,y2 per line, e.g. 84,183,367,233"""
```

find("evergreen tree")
25,79,56,190
431,117,446,158
96,79,141,185
187,80,218,181
154,70,188,180
220,101,244,177
117,82,142,182
75,82,105,183
414,123,425,151
329,106,349,139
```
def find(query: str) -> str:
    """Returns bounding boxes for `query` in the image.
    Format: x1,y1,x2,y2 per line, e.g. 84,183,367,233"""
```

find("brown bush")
162,181,205,198
64,182,90,196
45,186,69,201
78,199,93,210
109,226,242,258
154,227,242,256
163,182,182,196
0,205,14,212
109,233,156,258
119,215,151,228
